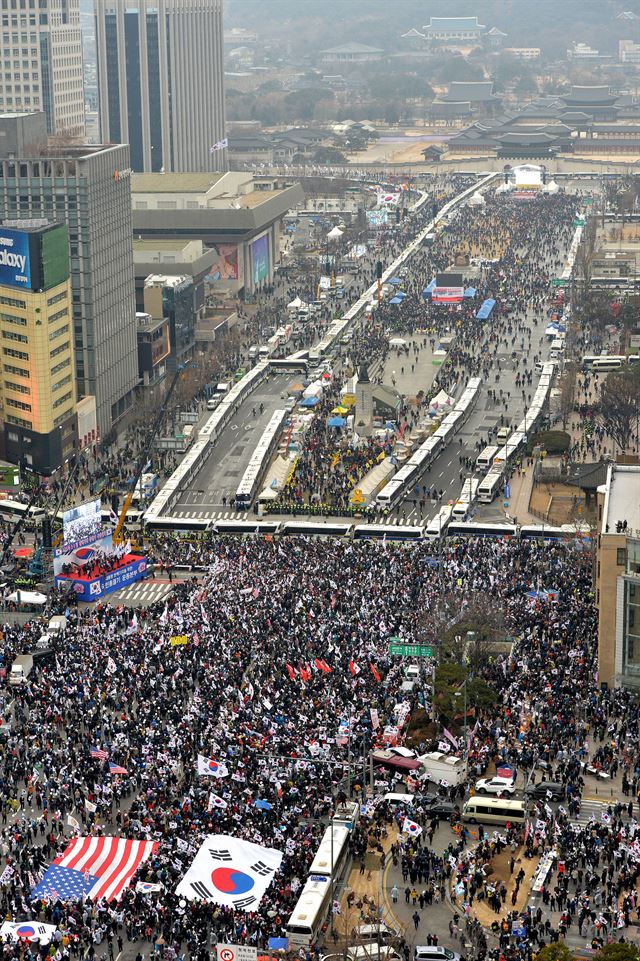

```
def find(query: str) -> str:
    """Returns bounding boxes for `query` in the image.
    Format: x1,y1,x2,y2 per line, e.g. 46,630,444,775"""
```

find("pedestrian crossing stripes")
111,581,174,608
172,508,438,525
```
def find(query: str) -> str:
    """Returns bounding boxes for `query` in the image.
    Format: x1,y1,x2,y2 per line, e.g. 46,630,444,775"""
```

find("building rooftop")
442,81,495,102
131,173,226,193
321,42,383,54
601,464,640,536
562,85,616,104
424,17,485,31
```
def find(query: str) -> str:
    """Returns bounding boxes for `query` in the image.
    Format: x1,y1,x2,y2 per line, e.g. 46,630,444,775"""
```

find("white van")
207,396,220,411
462,797,525,825
355,924,398,946
415,948,461,961
496,426,510,443
382,793,414,810
348,947,401,961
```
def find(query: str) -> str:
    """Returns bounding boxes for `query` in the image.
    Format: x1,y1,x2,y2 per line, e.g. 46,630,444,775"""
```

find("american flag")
109,762,128,775
30,837,157,903
90,748,108,761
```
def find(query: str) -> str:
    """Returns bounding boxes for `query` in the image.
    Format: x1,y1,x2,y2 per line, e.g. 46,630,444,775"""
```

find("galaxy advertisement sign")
0,228,31,290
251,234,270,286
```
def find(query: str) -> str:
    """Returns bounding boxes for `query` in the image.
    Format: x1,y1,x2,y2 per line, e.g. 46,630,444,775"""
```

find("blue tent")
388,277,402,285
389,295,404,305
394,290,407,299
300,396,319,407
463,287,477,298
327,415,346,427
421,279,436,299
476,298,496,320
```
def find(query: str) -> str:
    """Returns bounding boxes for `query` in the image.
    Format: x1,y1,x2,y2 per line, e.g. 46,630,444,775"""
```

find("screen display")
0,228,31,290
251,234,270,286
63,498,102,545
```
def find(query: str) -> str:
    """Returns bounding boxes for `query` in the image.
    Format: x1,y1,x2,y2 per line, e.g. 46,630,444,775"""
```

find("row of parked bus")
375,377,483,510
286,802,360,948
143,514,584,543
234,409,287,509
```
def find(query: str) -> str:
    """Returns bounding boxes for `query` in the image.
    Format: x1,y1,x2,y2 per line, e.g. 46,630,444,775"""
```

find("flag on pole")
370,663,381,683
209,137,228,153
108,763,128,775
197,755,229,778
208,793,228,811
286,664,296,681
0,922,57,943
402,818,422,838
90,747,108,761
66,815,81,833
443,727,459,749
348,660,360,676
106,657,117,676
30,837,158,902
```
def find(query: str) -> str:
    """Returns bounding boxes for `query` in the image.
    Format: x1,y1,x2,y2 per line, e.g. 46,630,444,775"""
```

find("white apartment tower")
0,0,85,136
95,0,227,173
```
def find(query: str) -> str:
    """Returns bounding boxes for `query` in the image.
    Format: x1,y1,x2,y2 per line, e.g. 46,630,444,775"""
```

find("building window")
52,374,72,392
3,347,29,361
49,323,69,342
4,380,30,395
0,295,26,308
50,340,69,358
2,330,28,344
3,363,29,377
52,390,72,409
47,290,67,307
6,396,32,412
49,306,68,323
51,356,70,375
618,548,628,567
6,414,31,428
0,311,27,326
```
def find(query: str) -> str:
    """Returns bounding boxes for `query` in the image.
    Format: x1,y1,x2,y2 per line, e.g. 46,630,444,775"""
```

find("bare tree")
556,360,578,430
599,365,640,453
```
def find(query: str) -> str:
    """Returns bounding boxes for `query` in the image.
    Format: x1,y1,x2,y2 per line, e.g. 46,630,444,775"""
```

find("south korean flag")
402,817,423,838
175,833,283,911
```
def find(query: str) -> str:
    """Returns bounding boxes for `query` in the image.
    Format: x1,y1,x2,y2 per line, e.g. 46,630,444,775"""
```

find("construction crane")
112,365,183,543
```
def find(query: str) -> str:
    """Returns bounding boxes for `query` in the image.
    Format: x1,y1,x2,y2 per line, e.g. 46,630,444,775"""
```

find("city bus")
0,498,46,528
287,876,332,948
476,445,499,473
477,468,504,504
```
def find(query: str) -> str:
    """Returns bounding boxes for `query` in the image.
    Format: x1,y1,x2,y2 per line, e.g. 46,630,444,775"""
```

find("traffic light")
376,261,383,279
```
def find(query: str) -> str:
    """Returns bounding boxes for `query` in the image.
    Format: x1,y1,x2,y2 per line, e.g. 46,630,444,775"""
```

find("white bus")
425,506,453,541
477,467,504,504
0,498,46,528
462,797,525,825
308,825,350,878
582,355,629,372
287,876,332,948
476,445,499,472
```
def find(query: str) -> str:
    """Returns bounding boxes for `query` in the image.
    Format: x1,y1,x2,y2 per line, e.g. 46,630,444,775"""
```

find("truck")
417,750,467,787
9,654,33,686
276,324,293,344
248,345,260,360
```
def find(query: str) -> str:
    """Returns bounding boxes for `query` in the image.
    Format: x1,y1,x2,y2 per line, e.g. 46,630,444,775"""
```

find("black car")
423,800,458,820
524,781,565,801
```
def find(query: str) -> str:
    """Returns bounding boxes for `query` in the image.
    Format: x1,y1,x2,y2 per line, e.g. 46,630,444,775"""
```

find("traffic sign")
389,642,433,657
217,946,257,961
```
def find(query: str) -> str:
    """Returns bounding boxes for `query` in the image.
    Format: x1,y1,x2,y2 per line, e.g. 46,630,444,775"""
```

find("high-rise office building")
95,0,226,173
0,220,77,473
0,0,85,136
0,112,139,433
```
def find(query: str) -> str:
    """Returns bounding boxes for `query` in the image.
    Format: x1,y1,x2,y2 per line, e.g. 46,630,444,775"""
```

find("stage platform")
54,554,148,601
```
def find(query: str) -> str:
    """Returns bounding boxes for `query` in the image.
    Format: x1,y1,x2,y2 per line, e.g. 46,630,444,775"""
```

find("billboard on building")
208,243,238,282
63,498,102,545
0,227,31,289
40,224,70,289
251,234,270,286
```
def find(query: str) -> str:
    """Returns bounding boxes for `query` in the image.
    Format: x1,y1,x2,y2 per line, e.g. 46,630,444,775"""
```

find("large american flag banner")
30,837,158,902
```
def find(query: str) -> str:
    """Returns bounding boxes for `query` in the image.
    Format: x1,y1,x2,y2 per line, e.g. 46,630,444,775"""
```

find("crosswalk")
111,580,174,608
171,507,439,525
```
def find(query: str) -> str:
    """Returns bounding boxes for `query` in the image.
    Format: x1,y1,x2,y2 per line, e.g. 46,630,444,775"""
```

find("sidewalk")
503,466,538,526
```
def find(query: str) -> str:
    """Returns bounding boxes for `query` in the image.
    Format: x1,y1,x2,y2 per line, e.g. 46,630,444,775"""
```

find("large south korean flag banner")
176,834,282,911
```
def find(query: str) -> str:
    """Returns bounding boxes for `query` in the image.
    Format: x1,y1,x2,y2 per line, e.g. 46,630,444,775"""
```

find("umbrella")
328,416,346,428
388,277,402,285
13,546,34,558
331,406,348,415
300,396,319,407
389,296,403,305
395,291,407,299
384,421,396,430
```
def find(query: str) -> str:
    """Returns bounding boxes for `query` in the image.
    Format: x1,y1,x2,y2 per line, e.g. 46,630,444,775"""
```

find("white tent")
496,182,513,194
327,226,344,239
543,180,559,194
389,338,407,347
467,191,485,206
7,590,47,605
287,295,302,309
